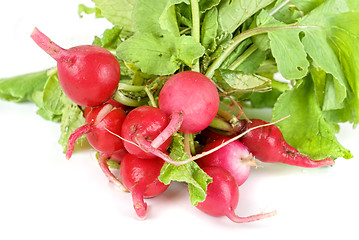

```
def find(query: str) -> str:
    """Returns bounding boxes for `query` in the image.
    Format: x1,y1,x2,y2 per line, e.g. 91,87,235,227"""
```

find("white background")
1,1,359,239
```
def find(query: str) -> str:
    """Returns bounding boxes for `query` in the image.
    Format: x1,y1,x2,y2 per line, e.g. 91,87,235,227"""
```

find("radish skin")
197,138,256,186
121,106,172,159
240,119,335,167
120,154,170,219
158,71,219,134
196,167,276,223
31,28,120,107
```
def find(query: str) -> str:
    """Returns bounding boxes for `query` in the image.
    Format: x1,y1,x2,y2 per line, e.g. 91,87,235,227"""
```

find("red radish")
66,103,127,191
31,28,120,107
120,106,202,166
67,104,126,156
196,166,276,223
239,119,335,168
121,106,172,159
120,154,170,219
152,71,219,149
197,138,256,186
159,71,219,134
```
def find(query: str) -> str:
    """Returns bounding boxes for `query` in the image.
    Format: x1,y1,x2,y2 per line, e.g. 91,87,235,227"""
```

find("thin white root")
181,115,291,163
104,128,143,149
105,116,291,166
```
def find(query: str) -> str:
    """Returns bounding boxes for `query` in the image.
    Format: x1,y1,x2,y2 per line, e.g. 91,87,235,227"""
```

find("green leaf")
134,0,180,36
42,72,65,115
272,77,352,160
176,35,205,67
117,33,178,75
202,32,233,72
257,10,309,80
117,33,204,75
200,7,218,49
217,0,275,34
310,66,327,108
159,0,190,36
298,0,359,117
220,39,252,69
158,134,212,206
32,90,62,122
0,69,49,103
199,0,221,12
58,97,86,153
92,26,127,50
300,28,347,107
78,4,103,18
269,29,309,80
248,81,286,108
92,0,135,33
214,69,271,92
270,0,326,23
257,2,359,113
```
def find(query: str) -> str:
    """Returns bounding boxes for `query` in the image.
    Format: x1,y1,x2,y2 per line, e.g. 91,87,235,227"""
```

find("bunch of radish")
30,28,334,222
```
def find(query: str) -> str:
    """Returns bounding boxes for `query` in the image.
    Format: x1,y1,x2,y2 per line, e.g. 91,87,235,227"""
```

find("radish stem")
151,112,184,149
184,133,192,157
66,123,93,159
144,86,157,108
228,44,258,71
98,153,129,192
190,0,200,72
113,91,148,107
135,135,185,166
30,28,66,61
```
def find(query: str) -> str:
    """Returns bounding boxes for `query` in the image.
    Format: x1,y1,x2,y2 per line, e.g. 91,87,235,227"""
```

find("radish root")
106,115,291,166
98,153,129,192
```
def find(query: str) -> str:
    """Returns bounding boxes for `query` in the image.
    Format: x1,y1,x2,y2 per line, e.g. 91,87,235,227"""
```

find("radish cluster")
30,28,335,223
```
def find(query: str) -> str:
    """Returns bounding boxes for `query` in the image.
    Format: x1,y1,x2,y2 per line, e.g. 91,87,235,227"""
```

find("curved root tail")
65,123,93,160
226,209,277,223
98,153,129,192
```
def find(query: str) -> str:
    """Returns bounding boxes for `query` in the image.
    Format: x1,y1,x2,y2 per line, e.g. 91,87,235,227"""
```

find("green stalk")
117,83,145,92
228,44,258,71
188,133,196,156
144,86,157,108
270,0,291,16
112,91,147,107
190,0,200,72
208,117,235,132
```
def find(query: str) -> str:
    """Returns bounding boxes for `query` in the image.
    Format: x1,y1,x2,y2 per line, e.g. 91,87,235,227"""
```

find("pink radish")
239,119,335,168
31,28,120,107
121,105,172,159
120,154,170,219
196,138,256,186
66,103,127,191
151,71,219,149
196,166,276,223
